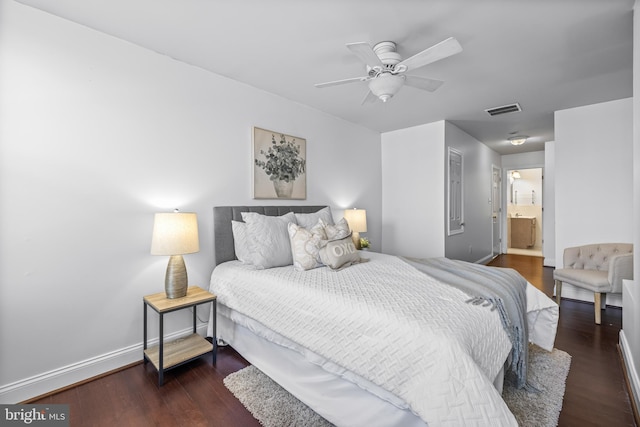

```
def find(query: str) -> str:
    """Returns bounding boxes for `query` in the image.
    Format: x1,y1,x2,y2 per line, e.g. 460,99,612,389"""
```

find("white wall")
381,121,499,263
444,122,501,263
0,2,381,402
620,0,640,413
381,121,445,258
501,151,545,169
544,142,556,266
554,98,633,305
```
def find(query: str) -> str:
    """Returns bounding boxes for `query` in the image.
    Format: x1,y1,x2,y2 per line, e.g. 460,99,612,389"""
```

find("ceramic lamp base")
165,255,188,299
352,231,361,250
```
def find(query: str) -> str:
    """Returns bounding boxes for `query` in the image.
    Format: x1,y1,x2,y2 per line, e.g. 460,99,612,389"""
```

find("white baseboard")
0,323,209,404
475,254,494,264
620,330,640,414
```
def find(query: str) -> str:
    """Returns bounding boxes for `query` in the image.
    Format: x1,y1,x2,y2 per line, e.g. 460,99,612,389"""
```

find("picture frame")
253,127,307,199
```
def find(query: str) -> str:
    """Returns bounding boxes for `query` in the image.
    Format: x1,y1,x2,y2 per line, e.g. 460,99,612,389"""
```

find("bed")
206,205,559,426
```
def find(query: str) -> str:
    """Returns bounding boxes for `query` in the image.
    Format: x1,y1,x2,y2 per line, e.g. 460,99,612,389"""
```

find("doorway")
506,168,543,257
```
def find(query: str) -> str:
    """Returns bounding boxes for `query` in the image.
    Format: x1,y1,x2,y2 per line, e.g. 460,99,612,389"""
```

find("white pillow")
319,234,362,270
288,222,325,271
295,207,334,230
231,220,253,264
322,217,350,240
241,211,297,269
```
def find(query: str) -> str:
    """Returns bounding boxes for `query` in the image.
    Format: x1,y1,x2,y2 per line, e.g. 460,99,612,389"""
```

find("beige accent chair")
554,243,633,324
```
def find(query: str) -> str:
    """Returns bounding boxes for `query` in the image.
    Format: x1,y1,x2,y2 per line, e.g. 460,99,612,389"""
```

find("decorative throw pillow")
241,211,297,269
322,217,350,240
231,220,253,264
319,234,362,270
288,222,324,271
295,207,334,230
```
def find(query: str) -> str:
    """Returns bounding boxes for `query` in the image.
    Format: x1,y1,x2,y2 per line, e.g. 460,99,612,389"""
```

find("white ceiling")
16,0,634,154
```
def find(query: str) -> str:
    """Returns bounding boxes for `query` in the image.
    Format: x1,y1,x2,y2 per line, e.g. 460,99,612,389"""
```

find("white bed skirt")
215,305,514,427
219,306,428,427
209,281,558,427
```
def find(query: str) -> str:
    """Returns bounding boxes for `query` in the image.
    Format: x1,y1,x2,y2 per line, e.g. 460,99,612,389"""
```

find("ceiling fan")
315,37,462,104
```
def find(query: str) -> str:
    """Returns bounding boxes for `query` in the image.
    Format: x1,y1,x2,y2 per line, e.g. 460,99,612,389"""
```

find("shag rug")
224,344,571,427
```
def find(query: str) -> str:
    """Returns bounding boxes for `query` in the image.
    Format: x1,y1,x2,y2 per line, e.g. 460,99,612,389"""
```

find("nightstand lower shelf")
144,333,212,371
143,286,217,386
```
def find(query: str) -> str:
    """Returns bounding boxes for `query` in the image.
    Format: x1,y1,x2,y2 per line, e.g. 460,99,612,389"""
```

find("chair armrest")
608,253,633,293
563,246,582,268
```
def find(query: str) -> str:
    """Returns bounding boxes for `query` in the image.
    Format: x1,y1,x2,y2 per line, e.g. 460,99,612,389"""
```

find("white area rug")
224,344,571,427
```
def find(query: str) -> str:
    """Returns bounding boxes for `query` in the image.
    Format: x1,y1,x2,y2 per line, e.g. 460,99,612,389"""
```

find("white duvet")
208,252,558,426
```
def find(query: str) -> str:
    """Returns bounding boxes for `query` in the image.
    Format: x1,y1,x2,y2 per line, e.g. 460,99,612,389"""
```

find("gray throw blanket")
401,257,531,390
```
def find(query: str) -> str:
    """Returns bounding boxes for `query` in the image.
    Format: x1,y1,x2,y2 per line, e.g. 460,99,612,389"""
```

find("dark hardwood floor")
488,254,635,427
31,254,636,426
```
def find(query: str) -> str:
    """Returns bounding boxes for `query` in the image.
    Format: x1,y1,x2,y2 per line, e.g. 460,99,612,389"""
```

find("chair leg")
594,292,602,325
554,280,562,306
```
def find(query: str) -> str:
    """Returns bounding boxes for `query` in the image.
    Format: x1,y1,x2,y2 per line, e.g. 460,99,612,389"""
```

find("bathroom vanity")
509,216,536,249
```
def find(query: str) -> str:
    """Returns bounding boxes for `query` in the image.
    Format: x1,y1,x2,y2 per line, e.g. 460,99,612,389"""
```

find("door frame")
502,165,544,255
491,164,502,258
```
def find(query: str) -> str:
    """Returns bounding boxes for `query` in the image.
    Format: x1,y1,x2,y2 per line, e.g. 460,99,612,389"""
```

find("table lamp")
344,208,367,249
150,210,200,299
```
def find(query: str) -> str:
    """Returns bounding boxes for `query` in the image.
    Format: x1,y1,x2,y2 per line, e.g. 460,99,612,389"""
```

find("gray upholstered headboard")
213,205,327,266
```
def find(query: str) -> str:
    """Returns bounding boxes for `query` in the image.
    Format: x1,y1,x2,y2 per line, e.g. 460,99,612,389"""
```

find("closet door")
448,147,464,235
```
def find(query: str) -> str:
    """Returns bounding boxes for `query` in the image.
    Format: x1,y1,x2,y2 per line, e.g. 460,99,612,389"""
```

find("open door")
492,165,502,258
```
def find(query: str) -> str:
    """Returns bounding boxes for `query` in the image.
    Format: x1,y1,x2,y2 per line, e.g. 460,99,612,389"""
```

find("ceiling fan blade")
346,42,384,67
361,90,378,105
397,37,462,72
404,75,445,92
315,76,368,88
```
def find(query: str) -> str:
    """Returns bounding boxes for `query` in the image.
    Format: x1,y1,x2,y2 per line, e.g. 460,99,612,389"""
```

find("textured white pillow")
288,222,325,271
322,217,351,240
231,220,253,264
295,207,334,230
241,211,297,269
319,234,362,270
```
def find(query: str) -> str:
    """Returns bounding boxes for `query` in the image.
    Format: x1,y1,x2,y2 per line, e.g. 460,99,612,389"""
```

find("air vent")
485,103,522,116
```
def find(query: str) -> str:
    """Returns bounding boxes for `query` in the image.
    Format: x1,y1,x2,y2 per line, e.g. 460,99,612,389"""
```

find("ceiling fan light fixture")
368,74,405,103
508,135,528,146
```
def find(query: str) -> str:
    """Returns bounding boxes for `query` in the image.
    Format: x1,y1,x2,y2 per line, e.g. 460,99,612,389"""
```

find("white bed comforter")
209,252,557,426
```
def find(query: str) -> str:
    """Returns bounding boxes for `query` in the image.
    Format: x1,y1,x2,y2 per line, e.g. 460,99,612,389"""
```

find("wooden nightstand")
143,286,217,386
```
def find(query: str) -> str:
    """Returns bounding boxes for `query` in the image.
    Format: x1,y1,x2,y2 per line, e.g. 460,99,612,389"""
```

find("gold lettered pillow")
319,234,362,270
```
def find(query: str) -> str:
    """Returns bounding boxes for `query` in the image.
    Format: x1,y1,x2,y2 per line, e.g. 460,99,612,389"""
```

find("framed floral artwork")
253,127,307,199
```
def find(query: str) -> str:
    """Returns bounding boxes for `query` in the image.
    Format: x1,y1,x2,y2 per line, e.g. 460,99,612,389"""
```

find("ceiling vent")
485,103,522,116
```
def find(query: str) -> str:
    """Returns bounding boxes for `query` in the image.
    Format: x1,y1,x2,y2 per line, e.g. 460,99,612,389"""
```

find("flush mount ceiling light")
508,135,528,146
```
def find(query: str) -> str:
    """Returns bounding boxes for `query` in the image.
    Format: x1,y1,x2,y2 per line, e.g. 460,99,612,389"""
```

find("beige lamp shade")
344,208,367,233
151,211,199,299
151,212,200,256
